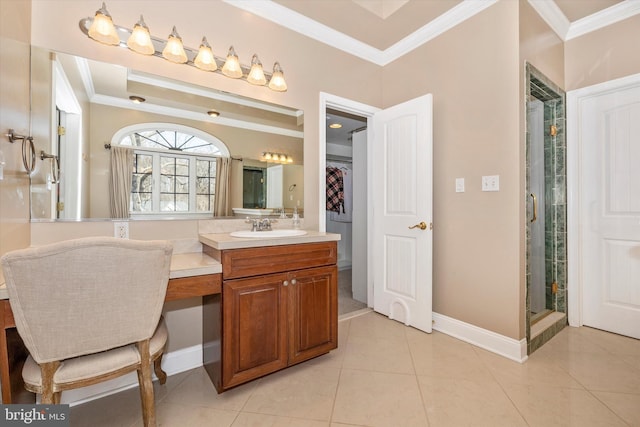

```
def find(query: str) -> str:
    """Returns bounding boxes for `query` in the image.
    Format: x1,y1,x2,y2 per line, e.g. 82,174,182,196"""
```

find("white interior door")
578,78,640,339
372,94,433,333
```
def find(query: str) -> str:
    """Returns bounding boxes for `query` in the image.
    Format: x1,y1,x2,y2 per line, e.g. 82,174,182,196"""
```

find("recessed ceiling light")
129,95,146,104
207,110,220,117
329,123,342,129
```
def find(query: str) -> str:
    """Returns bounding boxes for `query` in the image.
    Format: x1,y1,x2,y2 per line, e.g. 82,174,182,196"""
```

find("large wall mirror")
29,46,304,221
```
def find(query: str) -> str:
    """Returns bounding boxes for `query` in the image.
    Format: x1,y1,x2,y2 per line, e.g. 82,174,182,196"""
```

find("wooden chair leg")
136,340,156,427
153,354,167,385
40,361,60,404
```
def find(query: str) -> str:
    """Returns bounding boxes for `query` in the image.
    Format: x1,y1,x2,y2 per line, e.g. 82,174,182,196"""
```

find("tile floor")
71,312,640,426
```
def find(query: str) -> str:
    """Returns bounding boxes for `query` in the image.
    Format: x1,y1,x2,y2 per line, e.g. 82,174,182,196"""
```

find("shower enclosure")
525,64,567,354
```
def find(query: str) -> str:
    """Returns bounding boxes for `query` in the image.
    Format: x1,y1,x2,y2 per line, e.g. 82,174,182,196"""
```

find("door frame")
319,92,379,306
566,72,640,328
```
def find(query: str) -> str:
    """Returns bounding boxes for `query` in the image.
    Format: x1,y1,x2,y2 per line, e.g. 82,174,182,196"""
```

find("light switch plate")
482,175,500,192
455,178,465,193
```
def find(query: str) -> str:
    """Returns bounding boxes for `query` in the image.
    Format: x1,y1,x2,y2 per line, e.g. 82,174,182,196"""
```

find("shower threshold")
531,311,566,339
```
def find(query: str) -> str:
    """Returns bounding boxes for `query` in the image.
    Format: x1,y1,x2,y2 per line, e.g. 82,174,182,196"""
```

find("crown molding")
529,0,640,41
383,0,497,65
527,0,570,39
228,0,639,62
224,0,498,66
565,0,640,41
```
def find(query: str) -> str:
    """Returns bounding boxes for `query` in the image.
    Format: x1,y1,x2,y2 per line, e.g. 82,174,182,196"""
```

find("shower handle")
530,193,537,223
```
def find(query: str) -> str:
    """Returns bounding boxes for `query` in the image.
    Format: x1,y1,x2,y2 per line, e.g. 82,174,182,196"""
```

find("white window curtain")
213,157,231,217
109,146,133,218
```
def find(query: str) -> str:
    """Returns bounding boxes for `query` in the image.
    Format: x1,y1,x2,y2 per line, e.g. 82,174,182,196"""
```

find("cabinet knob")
291,279,297,285
283,280,289,287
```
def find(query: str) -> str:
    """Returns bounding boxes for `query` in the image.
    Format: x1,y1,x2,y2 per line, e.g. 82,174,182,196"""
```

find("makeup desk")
0,252,221,404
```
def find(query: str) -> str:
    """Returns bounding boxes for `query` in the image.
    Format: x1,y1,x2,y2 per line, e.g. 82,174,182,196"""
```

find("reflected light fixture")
268,62,287,92
247,54,267,86
194,37,217,71
88,2,119,45
329,123,342,129
127,15,154,54
129,95,145,104
262,152,292,163
222,46,243,78
162,26,188,63
207,110,220,117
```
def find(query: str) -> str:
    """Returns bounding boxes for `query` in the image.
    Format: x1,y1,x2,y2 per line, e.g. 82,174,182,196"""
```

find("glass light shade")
268,62,287,92
162,26,188,64
88,3,120,45
222,46,243,78
247,54,266,86
264,153,272,160
287,156,293,163
194,37,217,71
127,15,154,55
279,154,287,162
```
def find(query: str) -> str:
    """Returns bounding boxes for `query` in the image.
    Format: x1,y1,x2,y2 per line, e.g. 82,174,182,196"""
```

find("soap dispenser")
292,206,300,229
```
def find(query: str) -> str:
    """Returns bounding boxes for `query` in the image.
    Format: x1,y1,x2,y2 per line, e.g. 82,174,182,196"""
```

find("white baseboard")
60,344,204,406
432,312,528,363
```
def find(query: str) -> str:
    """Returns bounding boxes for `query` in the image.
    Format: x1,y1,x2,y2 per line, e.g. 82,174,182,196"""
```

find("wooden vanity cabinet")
214,241,337,391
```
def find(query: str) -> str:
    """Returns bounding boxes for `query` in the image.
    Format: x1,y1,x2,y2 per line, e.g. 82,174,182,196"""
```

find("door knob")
283,280,289,287
408,221,427,230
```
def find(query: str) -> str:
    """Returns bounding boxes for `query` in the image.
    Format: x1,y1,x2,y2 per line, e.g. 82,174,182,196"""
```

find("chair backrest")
1,237,173,364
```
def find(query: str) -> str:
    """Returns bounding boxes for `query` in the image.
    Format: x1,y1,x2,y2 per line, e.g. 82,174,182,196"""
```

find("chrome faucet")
245,217,275,231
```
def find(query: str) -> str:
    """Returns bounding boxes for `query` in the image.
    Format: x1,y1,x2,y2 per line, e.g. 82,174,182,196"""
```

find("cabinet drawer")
222,242,337,279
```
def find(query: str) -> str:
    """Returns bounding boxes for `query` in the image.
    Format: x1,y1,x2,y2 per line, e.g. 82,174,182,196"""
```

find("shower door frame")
525,63,568,355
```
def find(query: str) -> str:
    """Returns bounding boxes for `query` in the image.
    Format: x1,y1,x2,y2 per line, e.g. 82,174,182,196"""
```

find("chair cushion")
23,318,168,388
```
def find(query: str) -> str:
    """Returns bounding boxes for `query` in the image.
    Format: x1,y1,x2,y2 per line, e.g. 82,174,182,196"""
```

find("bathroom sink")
229,229,307,238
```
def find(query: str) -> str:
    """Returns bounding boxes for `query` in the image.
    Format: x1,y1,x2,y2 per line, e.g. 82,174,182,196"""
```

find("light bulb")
264,153,272,160
127,15,154,55
162,26,188,64
222,46,243,78
88,2,120,45
194,37,217,71
268,62,287,92
279,154,287,162
247,54,266,85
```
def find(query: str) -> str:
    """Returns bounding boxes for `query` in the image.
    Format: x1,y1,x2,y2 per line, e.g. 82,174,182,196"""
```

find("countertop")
199,230,341,250
0,251,221,300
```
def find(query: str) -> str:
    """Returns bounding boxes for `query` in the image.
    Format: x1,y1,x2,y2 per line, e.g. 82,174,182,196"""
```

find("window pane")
196,177,209,194
176,158,189,176
161,157,175,175
175,194,188,211
131,192,152,212
160,175,174,193
176,176,189,193
196,195,210,212
160,194,175,212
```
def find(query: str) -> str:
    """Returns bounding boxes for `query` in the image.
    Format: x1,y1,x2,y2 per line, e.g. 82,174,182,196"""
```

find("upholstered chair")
0,237,173,427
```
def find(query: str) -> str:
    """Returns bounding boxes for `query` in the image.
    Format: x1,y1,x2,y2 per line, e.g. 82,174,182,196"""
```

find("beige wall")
565,14,640,91
382,1,522,339
0,0,31,257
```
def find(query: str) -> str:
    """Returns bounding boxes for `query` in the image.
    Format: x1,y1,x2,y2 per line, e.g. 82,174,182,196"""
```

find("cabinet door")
288,266,338,365
222,273,288,389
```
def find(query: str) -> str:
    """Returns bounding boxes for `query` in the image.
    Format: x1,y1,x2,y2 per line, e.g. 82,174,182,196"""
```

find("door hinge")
56,202,64,212
57,126,66,136
430,222,433,230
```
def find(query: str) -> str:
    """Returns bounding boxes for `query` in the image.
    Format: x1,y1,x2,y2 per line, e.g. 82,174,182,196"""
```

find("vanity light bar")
79,13,287,92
